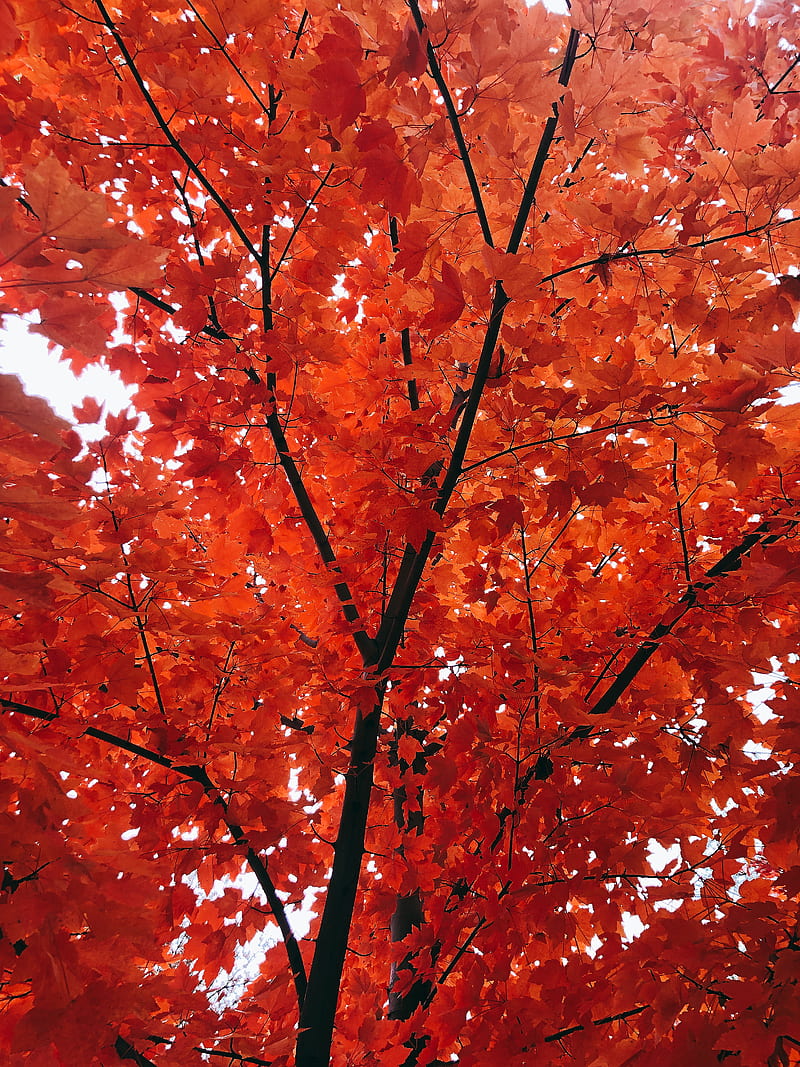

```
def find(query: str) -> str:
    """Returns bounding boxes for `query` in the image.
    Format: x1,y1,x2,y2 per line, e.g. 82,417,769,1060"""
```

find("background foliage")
1,0,800,1064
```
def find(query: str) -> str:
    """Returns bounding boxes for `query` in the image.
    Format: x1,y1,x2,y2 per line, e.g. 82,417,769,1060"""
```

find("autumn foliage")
2,0,800,1063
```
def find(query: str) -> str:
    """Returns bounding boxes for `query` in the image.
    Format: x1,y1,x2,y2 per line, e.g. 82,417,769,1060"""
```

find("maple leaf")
24,157,134,253
0,1,19,54
420,260,465,338
31,294,113,355
711,95,765,157
310,15,367,130
0,372,71,444
0,155,166,329
386,18,429,85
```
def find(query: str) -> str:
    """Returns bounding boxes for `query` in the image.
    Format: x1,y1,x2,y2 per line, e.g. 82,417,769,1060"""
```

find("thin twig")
132,260,375,667
567,511,800,734
389,216,420,410
207,641,236,734
196,1050,272,1066
461,411,685,474
99,454,168,722
426,918,486,997
530,506,580,577
768,52,800,93
185,0,271,116
289,10,309,60
671,440,692,583
264,409,378,665
583,648,623,704
506,29,580,255
172,171,225,336
269,164,335,282
0,176,37,217
519,525,541,730
543,1004,648,1044
376,24,582,672
539,215,800,288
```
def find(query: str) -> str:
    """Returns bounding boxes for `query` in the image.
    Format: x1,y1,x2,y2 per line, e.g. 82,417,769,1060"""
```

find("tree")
1,0,800,1062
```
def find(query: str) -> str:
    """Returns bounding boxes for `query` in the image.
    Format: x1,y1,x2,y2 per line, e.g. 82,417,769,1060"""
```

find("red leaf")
421,260,465,337
387,18,429,84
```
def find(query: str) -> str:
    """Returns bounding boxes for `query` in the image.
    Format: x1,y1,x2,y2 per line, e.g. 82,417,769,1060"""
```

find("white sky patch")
647,839,681,874
621,912,646,942
181,865,319,1012
747,667,780,723
0,315,133,428
585,933,603,957
742,740,773,761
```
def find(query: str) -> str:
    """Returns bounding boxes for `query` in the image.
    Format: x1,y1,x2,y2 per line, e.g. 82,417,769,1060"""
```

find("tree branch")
506,30,580,257
389,216,420,411
295,679,389,1067
130,282,377,667
99,463,168,722
407,0,494,246
269,164,335,283
114,1036,158,1066
142,1035,275,1065
539,214,800,288
569,511,800,733
93,0,260,262
263,411,377,667
184,0,272,116
289,10,310,61
543,1004,649,1045
196,1049,272,1066
254,173,376,666
375,279,510,671
375,27,581,671
172,171,226,337
519,524,541,723
357,31,583,1065
671,440,692,583
1,698,308,1008
461,411,686,475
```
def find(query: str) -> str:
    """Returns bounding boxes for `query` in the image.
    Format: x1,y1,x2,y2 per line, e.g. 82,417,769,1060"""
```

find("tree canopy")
2,0,800,1064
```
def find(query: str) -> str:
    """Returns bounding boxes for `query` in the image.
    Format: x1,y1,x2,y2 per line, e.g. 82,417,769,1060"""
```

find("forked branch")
407,0,493,246
295,24,583,1067
1,698,308,1007
376,30,580,669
